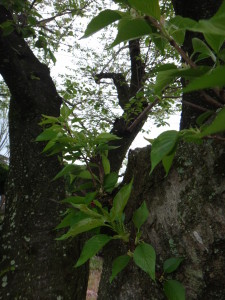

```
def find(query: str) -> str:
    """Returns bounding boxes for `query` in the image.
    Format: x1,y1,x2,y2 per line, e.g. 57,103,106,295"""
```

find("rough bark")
0,5,88,299
98,141,225,299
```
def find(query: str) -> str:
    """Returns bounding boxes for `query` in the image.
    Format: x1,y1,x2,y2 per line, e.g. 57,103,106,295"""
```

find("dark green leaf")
53,164,81,180
111,17,152,48
56,211,88,229
133,243,156,280
162,149,176,176
196,111,214,126
82,10,123,38
75,234,112,267
163,280,185,300
163,257,184,274
132,201,149,230
110,255,131,283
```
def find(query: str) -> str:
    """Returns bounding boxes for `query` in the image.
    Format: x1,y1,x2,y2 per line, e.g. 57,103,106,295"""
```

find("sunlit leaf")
128,0,161,20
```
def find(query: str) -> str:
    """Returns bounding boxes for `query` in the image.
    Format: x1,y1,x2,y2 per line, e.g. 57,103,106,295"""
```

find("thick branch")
95,72,129,109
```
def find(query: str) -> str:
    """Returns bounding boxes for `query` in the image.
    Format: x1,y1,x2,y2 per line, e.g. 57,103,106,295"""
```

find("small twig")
144,15,225,106
144,15,196,68
29,0,37,10
127,97,160,132
81,154,98,188
182,100,209,112
200,91,223,108
204,135,225,142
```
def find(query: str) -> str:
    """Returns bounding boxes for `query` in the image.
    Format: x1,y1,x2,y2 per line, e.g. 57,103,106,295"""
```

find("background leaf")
163,257,184,274
132,201,149,230
163,280,185,300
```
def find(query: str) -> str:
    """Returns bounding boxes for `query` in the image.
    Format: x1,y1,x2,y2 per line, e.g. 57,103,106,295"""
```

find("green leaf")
196,111,214,126
214,0,225,18
192,38,216,62
154,66,209,95
71,204,103,219
0,20,15,36
132,201,149,230
57,218,105,240
204,33,224,53
128,0,161,20
62,196,86,205
150,130,179,174
163,257,184,274
82,10,123,38
102,154,110,175
200,107,225,137
189,15,225,36
112,179,133,220
163,280,185,300
103,172,118,192
77,170,93,180
110,255,131,283
111,17,152,48
53,164,81,180
184,66,225,93
75,234,112,267
56,211,88,229
36,128,58,141
133,242,156,280
162,149,176,176
95,132,121,143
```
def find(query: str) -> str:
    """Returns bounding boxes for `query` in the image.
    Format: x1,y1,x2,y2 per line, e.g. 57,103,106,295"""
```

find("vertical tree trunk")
0,6,88,299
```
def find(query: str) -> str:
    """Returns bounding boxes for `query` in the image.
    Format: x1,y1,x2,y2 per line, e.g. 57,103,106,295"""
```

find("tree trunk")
0,5,88,300
98,141,225,299
98,1,225,299
172,0,223,129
